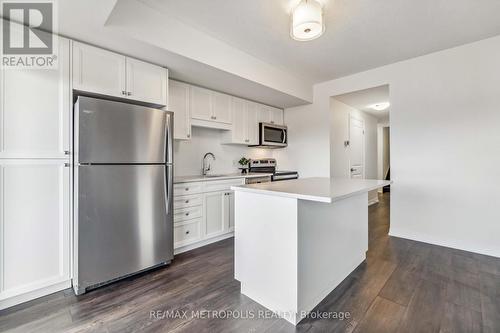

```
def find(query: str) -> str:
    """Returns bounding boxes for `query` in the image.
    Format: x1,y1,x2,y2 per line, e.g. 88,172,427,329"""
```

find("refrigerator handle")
165,165,173,216
166,113,173,164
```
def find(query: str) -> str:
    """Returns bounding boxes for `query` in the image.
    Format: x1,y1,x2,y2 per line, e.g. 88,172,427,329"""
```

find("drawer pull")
185,200,189,203
185,188,189,191
186,230,190,234
185,212,190,216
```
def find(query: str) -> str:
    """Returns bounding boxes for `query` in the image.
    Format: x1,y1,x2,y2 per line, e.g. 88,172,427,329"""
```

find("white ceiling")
334,85,390,121
140,0,500,83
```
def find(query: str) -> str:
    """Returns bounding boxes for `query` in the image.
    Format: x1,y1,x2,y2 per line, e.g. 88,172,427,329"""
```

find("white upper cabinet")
258,105,284,125
73,42,168,106
0,160,70,307
246,102,259,145
190,86,212,121
72,42,126,99
211,92,232,124
230,98,248,144
0,37,71,159
169,80,191,140
126,58,167,105
269,106,284,125
224,99,259,145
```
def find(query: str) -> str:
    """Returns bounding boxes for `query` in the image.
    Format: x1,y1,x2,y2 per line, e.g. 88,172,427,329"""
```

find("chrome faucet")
202,152,216,175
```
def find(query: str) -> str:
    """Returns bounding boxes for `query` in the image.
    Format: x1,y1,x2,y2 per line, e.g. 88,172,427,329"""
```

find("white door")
72,42,126,98
231,98,248,144
0,37,71,159
205,191,228,237
212,92,232,124
246,102,259,145
169,80,191,140
349,115,365,179
126,58,167,106
190,86,212,121
0,160,70,306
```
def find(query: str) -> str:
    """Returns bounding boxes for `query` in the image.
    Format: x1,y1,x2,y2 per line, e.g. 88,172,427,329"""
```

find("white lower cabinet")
173,178,244,252
0,159,71,309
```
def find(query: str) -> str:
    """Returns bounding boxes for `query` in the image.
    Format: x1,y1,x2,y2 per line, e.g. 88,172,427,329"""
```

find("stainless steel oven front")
259,123,287,147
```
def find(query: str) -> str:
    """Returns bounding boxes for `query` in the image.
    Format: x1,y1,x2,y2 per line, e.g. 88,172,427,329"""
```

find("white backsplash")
173,127,273,176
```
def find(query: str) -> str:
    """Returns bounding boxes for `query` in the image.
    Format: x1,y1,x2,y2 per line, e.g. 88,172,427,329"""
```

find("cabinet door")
169,80,191,140
0,160,70,303
72,42,126,98
212,92,232,124
231,98,248,144
126,58,167,106
269,106,284,125
204,191,228,237
246,102,259,145
190,86,212,121
257,104,272,124
0,37,70,159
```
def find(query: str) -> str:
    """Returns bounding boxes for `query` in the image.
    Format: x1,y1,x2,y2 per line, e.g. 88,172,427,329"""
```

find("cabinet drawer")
204,179,245,193
174,205,203,223
174,219,201,245
174,182,203,196
174,194,203,209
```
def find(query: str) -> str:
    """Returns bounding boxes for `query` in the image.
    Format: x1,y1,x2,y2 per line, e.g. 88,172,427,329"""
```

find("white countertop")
174,172,273,184
231,177,392,203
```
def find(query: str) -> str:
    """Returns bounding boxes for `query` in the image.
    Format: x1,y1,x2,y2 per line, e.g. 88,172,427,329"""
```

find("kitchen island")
231,177,391,325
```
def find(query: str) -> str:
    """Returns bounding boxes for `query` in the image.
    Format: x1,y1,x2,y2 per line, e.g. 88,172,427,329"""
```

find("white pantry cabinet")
73,42,168,106
0,160,71,309
169,80,191,140
0,37,71,159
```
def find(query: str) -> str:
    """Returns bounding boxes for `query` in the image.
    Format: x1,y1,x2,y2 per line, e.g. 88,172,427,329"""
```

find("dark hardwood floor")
1,193,500,332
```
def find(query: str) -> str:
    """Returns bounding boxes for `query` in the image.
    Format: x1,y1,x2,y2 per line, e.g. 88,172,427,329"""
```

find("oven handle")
282,129,287,144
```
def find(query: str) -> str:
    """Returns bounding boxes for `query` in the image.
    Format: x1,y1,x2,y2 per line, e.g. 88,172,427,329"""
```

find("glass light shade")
291,0,325,41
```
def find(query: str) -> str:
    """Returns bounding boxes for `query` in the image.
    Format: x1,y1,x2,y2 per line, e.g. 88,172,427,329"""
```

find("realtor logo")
1,0,58,69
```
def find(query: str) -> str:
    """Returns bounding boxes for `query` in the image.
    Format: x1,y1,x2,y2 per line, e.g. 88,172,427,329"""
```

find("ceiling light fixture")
369,102,391,111
290,0,325,41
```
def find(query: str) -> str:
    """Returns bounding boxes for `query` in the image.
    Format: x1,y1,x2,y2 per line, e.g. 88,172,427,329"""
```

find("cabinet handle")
185,188,189,191
64,163,70,167
187,134,191,138
270,121,275,124
185,212,190,216
122,90,126,95
127,92,132,96
185,230,190,234
185,200,189,204
64,150,70,155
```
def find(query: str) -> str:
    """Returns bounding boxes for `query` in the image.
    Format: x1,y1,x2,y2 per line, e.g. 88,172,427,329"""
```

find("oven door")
260,123,287,147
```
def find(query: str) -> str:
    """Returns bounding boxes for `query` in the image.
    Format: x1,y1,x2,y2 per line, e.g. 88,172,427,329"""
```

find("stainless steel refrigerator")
73,96,173,295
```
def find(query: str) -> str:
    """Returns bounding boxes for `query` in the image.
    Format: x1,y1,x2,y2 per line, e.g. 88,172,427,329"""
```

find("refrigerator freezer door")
76,97,171,164
76,164,173,291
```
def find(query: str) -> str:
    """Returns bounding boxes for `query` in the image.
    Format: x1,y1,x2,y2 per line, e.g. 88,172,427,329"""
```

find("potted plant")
238,157,250,174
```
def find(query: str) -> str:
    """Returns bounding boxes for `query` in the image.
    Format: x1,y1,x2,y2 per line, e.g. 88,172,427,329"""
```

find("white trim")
0,280,70,310
174,232,233,255
368,196,379,206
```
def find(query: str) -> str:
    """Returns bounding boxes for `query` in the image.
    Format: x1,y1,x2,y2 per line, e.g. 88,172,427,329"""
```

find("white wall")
174,127,272,176
330,99,379,203
279,35,500,257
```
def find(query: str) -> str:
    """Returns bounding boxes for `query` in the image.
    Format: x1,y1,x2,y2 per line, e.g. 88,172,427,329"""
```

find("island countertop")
231,177,391,203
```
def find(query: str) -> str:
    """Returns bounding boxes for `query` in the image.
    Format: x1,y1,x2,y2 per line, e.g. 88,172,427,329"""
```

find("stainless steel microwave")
251,122,288,148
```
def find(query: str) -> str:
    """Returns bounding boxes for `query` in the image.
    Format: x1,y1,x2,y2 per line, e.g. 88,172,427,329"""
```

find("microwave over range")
250,122,288,148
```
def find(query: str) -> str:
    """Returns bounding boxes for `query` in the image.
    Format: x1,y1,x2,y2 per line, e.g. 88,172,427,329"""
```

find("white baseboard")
388,230,500,258
174,232,234,255
368,197,379,206
0,280,71,310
